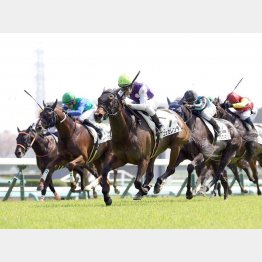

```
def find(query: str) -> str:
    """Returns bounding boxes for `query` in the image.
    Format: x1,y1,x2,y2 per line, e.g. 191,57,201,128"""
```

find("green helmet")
118,74,132,88
62,92,75,104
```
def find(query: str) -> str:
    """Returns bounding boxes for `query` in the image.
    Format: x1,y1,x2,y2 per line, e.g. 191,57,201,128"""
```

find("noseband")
98,90,122,116
16,130,36,152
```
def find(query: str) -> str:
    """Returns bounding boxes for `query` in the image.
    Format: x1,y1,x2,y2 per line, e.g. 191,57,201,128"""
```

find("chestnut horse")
94,89,190,203
38,100,121,205
165,99,243,199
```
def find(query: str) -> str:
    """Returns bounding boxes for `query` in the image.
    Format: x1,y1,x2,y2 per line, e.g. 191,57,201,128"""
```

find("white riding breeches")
228,108,255,120
200,103,216,121
127,98,158,116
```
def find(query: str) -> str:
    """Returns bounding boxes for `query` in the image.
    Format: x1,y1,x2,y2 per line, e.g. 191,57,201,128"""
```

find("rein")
17,131,50,158
17,131,36,150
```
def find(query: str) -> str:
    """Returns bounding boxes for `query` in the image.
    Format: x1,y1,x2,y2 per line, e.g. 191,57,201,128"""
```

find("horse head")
95,89,122,123
15,124,36,158
40,99,58,129
167,97,192,123
212,97,237,123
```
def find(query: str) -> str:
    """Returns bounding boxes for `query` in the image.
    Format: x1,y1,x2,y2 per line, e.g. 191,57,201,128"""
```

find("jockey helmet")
226,92,241,104
118,74,133,88
184,90,198,104
62,92,75,104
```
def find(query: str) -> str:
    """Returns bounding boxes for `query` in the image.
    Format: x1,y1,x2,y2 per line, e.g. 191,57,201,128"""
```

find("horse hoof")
186,194,193,200
114,189,120,195
153,183,161,194
39,196,45,202
54,193,61,200
133,192,143,200
105,198,112,206
196,190,206,197
93,192,98,199
38,179,44,191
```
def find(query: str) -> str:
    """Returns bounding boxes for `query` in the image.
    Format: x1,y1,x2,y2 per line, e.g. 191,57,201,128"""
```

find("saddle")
201,118,231,141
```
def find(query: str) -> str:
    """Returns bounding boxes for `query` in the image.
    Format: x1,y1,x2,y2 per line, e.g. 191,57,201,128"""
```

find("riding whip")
131,70,141,85
232,77,243,92
24,90,43,110
223,77,243,103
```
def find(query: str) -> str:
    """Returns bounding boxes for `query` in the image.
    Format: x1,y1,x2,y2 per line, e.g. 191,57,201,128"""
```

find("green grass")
0,195,262,229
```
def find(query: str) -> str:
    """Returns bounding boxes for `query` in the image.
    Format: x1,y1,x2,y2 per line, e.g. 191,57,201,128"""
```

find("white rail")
0,158,191,167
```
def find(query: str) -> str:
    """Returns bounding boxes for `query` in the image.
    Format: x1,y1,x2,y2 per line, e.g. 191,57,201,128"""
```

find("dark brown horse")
214,98,262,195
94,89,190,202
15,124,61,200
165,99,243,199
38,100,121,205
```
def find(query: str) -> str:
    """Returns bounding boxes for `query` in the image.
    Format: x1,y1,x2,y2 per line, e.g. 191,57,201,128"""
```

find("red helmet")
227,92,241,104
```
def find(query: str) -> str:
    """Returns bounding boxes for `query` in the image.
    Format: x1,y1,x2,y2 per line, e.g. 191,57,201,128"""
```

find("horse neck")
182,106,196,130
31,134,50,156
218,107,236,123
109,108,131,142
54,108,75,138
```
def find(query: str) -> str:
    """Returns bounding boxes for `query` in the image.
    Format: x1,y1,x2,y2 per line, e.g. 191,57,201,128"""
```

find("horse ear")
167,97,171,105
43,100,46,107
53,99,58,109
17,127,21,132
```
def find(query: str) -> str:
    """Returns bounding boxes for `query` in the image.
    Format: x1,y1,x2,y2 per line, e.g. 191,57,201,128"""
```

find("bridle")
16,130,36,152
97,90,123,116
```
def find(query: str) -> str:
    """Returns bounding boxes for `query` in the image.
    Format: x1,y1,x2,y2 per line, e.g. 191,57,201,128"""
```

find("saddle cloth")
137,108,182,138
202,118,231,141
84,121,111,144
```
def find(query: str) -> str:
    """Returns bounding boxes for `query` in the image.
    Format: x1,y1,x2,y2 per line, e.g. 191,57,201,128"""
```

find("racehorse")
38,100,121,205
213,98,262,195
15,124,62,200
15,124,103,200
167,98,251,196
166,98,243,199
94,88,190,203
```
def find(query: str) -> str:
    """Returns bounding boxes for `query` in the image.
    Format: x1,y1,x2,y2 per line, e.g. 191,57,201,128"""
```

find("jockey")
117,73,163,134
225,91,257,137
183,90,222,137
62,92,102,139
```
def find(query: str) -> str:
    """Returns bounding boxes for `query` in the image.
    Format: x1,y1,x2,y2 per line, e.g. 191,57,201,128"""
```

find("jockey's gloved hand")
187,104,195,109
224,102,232,109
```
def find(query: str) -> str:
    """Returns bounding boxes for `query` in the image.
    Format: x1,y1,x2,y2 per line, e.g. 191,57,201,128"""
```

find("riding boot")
82,119,103,139
209,117,221,137
151,114,163,133
243,117,258,138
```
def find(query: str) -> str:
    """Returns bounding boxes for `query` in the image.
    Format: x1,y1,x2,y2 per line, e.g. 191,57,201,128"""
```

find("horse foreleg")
142,158,156,193
220,170,229,200
84,175,102,191
237,159,255,182
154,145,182,194
133,159,149,200
249,160,261,195
48,179,61,200
66,155,85,171
113,169,120,194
